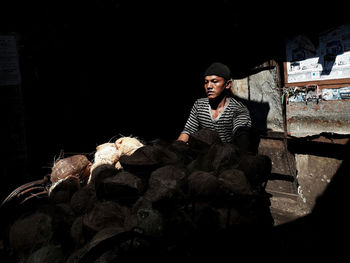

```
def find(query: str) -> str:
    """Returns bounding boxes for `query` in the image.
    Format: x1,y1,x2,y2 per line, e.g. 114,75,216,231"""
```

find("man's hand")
177,133,189,143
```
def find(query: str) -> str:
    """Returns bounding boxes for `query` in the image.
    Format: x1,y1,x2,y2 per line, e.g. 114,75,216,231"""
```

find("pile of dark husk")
0,129,274,262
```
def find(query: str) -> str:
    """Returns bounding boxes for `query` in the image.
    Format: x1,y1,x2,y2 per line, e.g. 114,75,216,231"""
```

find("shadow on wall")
269,140,350,260
232,94,270,152
185,141,349,261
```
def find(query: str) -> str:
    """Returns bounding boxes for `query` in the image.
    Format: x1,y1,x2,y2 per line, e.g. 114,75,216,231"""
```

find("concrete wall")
295,154,342,211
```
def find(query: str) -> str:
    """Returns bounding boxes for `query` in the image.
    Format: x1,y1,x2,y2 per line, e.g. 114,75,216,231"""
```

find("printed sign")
286,24,350,83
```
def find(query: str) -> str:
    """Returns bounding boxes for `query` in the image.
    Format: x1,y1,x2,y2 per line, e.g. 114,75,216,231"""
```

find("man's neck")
209,94,227,110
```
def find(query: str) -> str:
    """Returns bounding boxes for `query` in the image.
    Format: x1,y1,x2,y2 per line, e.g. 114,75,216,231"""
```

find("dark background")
1,0,348,186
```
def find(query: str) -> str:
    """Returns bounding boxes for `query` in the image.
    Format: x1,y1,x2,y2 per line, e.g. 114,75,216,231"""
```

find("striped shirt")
182,97,251,143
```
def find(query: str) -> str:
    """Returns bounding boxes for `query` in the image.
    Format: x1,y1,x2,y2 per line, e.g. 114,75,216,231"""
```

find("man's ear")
225,79,232,89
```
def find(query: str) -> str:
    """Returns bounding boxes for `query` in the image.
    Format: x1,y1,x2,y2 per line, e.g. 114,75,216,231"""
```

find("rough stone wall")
233,67,284,133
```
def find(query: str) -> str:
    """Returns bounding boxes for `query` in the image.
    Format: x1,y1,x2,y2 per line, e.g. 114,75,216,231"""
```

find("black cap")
204,62,231,80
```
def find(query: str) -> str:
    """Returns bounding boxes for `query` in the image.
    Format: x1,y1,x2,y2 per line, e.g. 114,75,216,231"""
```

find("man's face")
204,75,228,99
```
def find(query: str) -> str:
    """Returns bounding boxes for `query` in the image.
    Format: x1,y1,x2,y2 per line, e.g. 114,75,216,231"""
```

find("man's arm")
233,126,251,152
177,100,199,143
231,99,252,151
232,105,252,136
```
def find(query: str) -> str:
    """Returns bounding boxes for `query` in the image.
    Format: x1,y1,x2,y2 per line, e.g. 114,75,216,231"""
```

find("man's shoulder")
229,97,247,107
194,97,209,106
196,97,208,102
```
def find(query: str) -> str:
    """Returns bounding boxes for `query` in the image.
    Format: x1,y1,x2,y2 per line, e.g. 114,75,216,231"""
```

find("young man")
177,62,252,150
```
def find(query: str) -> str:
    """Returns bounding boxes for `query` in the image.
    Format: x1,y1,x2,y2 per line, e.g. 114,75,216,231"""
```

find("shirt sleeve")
182,100,200,135
232,101,252,136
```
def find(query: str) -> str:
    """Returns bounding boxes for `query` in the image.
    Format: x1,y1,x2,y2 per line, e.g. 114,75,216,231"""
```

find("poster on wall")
0,35,21,86
285,23,350,84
